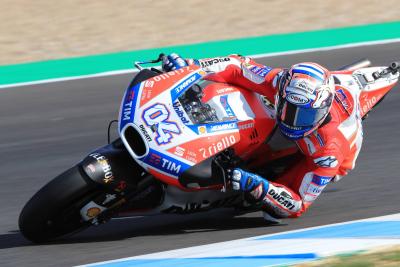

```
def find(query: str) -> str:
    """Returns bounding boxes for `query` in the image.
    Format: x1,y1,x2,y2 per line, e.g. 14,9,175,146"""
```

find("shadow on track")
0,209,286,249
0,231,32,249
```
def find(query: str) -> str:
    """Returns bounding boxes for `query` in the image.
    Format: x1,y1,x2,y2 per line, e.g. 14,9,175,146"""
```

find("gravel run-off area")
1,0,399,65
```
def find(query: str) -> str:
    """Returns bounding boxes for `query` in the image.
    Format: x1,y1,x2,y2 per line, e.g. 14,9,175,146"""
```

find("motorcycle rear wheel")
19,165,97,243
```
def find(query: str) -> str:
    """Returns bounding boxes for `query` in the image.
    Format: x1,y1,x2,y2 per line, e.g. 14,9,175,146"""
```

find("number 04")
142,103,181,145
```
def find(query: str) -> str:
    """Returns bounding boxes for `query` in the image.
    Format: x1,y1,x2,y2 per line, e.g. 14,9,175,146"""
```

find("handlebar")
372,61,400,80
134,53,166,70
338,58,371,71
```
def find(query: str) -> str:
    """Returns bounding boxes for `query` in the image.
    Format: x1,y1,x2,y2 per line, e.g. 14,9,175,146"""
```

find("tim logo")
148,153,161,165
146,151,183,175
122,89,136,121
142,103,181,145
127,90,135,101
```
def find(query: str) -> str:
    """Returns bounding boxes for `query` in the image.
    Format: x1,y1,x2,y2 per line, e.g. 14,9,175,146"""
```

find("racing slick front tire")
18,165,97,243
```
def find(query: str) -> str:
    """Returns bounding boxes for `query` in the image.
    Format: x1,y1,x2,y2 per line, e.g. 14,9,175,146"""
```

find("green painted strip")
1,21,400,86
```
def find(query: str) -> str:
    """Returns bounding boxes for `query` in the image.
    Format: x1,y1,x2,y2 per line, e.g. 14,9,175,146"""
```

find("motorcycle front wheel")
19,165,98,243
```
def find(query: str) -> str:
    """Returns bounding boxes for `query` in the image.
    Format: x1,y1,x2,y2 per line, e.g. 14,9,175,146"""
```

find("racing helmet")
275,62,335,140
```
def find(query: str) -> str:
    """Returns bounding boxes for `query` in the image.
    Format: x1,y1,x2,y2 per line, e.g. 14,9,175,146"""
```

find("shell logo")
86,207,102,218
199,70,207,76
198,126,207,135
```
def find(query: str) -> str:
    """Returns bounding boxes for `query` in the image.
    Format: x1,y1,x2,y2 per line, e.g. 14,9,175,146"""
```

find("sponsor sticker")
242,64,265,84
150,67,187,83
311,175,331,186
143,149,190,176
266,188,297,211
216,87,235,94
336,87,354,114
171,146,198,163
139,124,152,142
200,57,231,68
199,135,237,159
361,95,378,115
86,207,102,218
173,101,191,124
208,122,237,133
122,100,133,121
295,80,314,94
144,80,154,88
220,95,236,117
286,93,311,105
250,65,272,77
170,72,202,102
174,146,185,157
313,156,338,168
302,174,332,202
121,84,139,127
89,153,115,183
174,75,197,95
238,122,255,130
198,125,207,135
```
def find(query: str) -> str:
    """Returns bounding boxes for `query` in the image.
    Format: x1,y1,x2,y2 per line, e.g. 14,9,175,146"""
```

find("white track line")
0,69,138,89
1,38,400,90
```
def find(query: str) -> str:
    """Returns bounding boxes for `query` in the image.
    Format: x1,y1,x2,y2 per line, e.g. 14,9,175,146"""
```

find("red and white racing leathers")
197,55,363,218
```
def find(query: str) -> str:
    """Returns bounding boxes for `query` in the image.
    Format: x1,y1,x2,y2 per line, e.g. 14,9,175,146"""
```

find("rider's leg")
232,168,303,218
232,157,332,218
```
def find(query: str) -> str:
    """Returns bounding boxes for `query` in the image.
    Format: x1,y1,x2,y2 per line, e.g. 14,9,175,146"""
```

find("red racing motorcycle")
19,55,400,243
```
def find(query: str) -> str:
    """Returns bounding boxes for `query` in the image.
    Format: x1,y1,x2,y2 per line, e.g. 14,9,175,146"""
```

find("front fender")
80,139,146,193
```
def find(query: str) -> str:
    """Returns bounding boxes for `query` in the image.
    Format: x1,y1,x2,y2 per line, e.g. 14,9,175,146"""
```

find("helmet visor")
277,99,329,128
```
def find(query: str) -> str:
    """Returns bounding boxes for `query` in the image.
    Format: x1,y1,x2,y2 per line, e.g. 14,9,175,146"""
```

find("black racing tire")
19,165,98,243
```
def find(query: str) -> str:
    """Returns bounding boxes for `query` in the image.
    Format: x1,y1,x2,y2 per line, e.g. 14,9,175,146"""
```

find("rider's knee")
261,183,303,218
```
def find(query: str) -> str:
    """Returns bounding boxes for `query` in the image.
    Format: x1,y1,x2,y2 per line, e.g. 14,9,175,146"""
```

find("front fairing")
118,66,244,180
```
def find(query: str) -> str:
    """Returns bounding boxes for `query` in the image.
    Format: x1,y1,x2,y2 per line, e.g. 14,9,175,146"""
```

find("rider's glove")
162,53,189,72
231,168,269,201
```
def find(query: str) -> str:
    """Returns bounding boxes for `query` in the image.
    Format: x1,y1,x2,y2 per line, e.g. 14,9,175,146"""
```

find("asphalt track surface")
1,42,400,266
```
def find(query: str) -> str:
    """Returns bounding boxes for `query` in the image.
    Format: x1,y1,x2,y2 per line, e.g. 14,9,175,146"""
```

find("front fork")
80,174,160,224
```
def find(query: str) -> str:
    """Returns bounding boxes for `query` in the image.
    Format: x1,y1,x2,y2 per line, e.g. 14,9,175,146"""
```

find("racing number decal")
142,103,181,145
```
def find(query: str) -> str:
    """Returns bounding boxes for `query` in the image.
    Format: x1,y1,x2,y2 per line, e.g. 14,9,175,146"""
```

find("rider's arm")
286,143,344,217
197,55,282,103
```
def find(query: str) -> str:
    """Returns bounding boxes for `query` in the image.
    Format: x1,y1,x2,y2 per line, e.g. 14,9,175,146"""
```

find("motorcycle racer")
161,53,364,220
